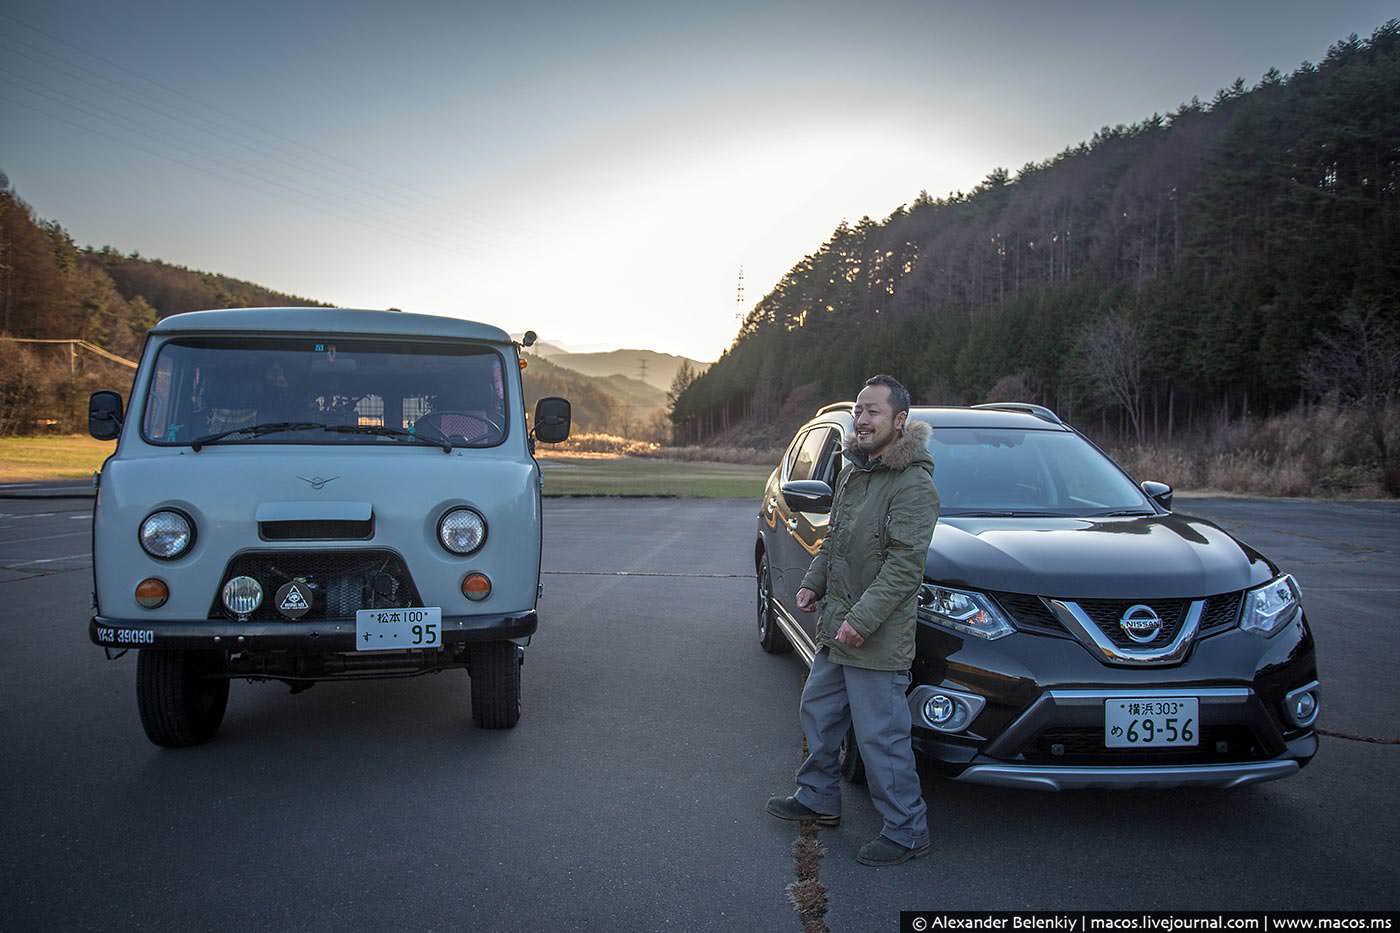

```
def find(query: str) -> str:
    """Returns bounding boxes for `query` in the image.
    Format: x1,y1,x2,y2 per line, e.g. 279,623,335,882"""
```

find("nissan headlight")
438,508,487,555
917,584,1015,640
1240,574,1301,637
139,510,193,560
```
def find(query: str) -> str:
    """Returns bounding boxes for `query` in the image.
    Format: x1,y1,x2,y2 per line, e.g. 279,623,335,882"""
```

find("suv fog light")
222,576,263,616
924,694,956,726
461,572,491,601
1291,691,1318,725
135,578,169,609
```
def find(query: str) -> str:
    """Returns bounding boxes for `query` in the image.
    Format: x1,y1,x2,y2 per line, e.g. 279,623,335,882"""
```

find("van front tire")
469,642,521,729
136,650,230,747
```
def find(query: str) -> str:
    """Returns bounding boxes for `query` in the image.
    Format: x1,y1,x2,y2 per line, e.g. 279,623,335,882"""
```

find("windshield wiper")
1096,509,1156,517
191,421,329,452
949,510,1075,517
323,424,452,453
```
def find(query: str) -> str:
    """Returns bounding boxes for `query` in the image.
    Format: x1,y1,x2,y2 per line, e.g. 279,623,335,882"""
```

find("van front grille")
210,549,421,620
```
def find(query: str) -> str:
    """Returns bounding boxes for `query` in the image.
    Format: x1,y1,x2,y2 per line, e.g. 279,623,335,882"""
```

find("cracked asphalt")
0,491,1396,930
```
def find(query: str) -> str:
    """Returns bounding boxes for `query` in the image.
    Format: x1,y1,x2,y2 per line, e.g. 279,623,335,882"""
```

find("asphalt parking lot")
1,491,1397,930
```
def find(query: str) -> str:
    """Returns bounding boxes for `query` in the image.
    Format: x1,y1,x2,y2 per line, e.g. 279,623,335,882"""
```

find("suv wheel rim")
757,558,771,637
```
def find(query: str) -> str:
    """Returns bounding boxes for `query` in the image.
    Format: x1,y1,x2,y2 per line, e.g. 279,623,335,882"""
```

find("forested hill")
673,23,1400,447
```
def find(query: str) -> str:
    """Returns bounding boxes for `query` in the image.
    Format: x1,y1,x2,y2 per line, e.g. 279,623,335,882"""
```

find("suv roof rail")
971,402,1063,425
815,401,855,416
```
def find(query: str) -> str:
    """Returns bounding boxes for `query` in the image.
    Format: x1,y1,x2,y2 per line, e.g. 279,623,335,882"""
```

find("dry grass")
1106,404,1399,498
0,434,113,482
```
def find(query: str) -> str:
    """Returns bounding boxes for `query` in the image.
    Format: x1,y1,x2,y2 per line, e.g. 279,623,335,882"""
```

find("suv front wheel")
757,552,791,654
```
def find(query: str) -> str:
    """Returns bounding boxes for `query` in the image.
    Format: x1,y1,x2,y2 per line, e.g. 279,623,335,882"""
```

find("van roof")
151,307,513,343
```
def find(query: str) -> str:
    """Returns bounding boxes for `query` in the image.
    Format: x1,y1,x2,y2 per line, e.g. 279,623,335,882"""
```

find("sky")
1,1,1395,362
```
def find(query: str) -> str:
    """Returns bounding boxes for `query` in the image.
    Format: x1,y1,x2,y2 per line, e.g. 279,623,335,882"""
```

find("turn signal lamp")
461,572,492,601
135,578,169,609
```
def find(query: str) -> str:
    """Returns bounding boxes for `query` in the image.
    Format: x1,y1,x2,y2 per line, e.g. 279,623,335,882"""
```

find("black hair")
863,374,911,415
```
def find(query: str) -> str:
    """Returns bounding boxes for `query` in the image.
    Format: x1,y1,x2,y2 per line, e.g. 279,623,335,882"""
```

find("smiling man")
766,374,940,866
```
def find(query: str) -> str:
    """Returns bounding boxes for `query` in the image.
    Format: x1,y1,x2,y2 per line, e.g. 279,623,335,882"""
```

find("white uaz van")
87,308,570,747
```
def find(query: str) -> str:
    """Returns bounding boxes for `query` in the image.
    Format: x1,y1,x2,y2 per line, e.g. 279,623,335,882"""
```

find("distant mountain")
510,335,571,357
88,250,331,319
546,349,709,393
520,353,668,438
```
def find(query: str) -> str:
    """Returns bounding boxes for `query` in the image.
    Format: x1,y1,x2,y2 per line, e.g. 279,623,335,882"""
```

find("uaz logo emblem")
296,475,340,490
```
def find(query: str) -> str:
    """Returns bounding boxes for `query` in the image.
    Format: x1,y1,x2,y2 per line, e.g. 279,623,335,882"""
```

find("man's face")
852,384,907,457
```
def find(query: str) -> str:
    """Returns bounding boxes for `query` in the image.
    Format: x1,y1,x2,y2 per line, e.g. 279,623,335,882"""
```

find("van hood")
923,512,1278,599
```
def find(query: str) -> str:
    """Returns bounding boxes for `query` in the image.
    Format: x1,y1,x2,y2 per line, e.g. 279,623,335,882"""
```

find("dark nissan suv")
755,402,1319,790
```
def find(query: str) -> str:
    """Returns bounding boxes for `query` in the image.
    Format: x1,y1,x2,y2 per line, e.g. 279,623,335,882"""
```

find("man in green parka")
766,374,939,866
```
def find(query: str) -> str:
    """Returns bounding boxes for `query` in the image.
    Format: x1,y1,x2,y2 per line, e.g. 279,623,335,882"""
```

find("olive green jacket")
800,419,939,671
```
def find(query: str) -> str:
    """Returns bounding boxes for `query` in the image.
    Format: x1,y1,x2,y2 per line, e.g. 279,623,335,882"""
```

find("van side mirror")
782,480,833,514
89,391,124,440
533,397,571,444
1141,480,1173,511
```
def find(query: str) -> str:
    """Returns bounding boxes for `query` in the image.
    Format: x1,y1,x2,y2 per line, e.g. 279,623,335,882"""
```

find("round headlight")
140,510,193,560
438,508,486,555
221,576,263,617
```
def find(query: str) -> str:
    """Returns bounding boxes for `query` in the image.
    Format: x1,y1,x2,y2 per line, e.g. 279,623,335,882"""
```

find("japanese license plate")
354,607,442,651
1104,697,1199,747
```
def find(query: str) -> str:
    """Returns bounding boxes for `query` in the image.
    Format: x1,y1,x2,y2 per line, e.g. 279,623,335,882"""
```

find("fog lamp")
1291,692,1318,725
222,575,263,617
135,578,169,609
924,694,956,726
461,572,492,601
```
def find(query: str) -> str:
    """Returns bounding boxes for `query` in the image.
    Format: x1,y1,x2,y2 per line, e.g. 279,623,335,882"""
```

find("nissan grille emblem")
297,475,340,490
1119,604,1163,644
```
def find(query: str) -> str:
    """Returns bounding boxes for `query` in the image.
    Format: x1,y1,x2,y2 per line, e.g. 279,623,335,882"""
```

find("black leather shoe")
856,834,930,866
765,795,840,827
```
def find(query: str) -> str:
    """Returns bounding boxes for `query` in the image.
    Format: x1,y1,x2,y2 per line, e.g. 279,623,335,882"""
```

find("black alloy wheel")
757,552,791,654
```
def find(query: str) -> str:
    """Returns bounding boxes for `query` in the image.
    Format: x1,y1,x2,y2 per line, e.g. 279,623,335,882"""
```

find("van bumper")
90,611,538,651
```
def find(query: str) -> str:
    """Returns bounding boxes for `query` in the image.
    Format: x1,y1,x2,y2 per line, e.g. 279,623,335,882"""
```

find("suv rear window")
142,337,508,447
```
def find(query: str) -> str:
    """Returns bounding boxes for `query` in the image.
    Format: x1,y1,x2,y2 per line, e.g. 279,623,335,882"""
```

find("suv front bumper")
90,611,537,652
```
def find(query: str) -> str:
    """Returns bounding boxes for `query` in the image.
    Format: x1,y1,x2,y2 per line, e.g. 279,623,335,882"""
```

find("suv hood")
924,513,1277,599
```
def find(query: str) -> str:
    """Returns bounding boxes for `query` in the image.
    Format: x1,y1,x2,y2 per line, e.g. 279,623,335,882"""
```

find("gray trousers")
793,647,929,849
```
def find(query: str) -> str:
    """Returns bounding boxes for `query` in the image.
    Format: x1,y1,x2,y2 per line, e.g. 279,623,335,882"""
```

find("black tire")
469,641,521,729
136,650,230,748
757,553,791,654
839,724,867,785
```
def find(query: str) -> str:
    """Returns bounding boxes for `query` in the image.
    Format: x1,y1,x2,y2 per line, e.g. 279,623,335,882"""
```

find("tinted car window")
788,428,831,482
923,424,1150,515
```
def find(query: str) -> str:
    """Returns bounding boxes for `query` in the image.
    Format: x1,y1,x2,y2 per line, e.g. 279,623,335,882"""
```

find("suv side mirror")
89,391,124,440
782,480,833,514
1141,480,1173,511
533,397,571,444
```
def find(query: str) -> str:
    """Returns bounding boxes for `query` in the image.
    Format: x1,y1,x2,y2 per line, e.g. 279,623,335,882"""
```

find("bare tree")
1075,308,1146,443
1301,306,1400,494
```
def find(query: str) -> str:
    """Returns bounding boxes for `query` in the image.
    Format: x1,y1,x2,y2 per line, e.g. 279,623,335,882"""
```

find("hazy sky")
1,1,1393,361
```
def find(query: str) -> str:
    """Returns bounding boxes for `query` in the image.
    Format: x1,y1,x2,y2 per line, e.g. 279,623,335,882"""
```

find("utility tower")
735,266,745,323
638,358,648,383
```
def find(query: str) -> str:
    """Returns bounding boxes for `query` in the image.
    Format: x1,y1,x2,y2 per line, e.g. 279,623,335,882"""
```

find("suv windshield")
142,337,508,447
922,423,1152,516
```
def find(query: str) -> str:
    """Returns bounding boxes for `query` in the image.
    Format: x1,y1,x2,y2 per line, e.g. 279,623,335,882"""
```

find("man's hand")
835,620,865,648
795,587,819,613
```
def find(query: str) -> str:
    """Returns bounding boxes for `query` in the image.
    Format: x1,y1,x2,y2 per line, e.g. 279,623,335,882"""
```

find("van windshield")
142,337,508,447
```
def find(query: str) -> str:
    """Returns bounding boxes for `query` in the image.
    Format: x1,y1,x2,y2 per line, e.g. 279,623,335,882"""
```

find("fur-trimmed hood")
843,418,933,473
